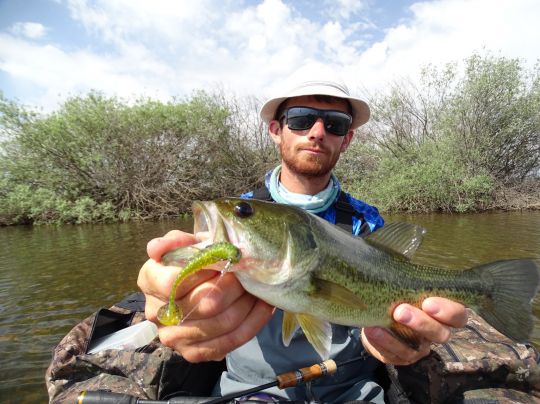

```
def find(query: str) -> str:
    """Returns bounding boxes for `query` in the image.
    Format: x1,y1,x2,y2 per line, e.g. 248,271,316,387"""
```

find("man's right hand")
137,230,274,363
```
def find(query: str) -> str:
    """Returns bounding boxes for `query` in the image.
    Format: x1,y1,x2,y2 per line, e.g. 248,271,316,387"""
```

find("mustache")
296,143,329,153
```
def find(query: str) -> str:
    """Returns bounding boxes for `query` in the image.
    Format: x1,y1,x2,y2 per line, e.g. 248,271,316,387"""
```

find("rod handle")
276,359,337,389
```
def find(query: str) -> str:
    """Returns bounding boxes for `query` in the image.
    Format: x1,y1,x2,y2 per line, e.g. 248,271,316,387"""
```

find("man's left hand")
361,297,467,365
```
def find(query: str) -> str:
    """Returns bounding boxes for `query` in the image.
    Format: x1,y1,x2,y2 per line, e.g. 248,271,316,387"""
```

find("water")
1,212,539,402
0,219,191,402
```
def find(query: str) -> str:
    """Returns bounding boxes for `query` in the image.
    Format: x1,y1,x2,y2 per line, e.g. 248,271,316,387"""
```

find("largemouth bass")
159,198,540,360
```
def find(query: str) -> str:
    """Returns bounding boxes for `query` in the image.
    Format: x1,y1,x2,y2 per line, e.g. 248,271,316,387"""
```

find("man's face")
269,95,354,178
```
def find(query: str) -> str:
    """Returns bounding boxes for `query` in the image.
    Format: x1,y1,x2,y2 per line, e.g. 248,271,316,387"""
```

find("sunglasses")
279,106,352,136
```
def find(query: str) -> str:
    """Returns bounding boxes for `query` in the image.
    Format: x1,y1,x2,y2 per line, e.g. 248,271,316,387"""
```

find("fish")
159,197,540,360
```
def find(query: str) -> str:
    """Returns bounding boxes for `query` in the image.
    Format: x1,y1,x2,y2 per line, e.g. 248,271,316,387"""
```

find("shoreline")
2,201,540,226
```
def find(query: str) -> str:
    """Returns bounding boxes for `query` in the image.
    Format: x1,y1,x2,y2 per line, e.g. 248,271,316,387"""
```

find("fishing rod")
77,356,367,404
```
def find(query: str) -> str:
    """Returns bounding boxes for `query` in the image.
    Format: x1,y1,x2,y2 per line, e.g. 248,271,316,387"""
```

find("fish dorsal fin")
282,311,300,347
312,278,367,310
364,222,426,260
296,314,333,360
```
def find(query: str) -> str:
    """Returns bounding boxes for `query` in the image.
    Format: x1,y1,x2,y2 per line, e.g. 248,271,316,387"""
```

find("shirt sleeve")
345,194,385,235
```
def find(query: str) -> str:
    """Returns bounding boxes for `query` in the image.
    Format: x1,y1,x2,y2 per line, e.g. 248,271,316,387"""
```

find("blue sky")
1,0,539,111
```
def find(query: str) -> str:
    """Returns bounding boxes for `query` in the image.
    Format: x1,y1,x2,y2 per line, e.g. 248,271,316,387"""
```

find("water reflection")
0,211,539,401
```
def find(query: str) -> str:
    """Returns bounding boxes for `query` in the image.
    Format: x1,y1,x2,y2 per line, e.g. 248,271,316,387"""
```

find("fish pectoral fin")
282,311,300,347
364,222,427,261
296,314,333,360
388,321,422,351
312,278,367,310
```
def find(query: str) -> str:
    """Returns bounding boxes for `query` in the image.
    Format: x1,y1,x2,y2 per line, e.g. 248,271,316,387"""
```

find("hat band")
291,80,350,96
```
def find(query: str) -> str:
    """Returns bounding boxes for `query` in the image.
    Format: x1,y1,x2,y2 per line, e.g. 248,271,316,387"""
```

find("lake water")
1,211,539,402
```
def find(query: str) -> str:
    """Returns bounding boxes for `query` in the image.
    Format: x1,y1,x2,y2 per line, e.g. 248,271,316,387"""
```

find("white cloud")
10,22,47,39
1,0,539,111
0,1,370,109
346,0,540,96
0,32,176,110
60,0,340,100
66,0,217,45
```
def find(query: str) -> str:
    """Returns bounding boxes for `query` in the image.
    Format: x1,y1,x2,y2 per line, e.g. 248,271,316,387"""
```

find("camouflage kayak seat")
46,295,540,403
386,309,540,403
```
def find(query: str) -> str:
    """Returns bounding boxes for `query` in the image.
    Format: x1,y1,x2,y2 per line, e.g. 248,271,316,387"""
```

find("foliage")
346,139,495,213
334,136,381,189
0,181,117,224
445,55,540,183
0,91,277,225
345,53,539,212
1,53,539,224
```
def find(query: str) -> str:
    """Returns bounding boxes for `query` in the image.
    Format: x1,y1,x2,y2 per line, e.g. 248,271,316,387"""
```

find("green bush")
0,183,120,225
348,140,495,213
347,52,538,212
0,90,276,225
1,53,538,223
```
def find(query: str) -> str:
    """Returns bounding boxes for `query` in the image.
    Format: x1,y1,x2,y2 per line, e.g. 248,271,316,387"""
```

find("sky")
1,0,539,111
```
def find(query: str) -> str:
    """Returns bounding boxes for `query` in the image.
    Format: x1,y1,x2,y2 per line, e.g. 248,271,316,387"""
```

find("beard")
280,142,341,178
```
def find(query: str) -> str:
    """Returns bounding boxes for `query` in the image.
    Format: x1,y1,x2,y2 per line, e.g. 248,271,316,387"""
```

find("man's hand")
137,230,274,363
361,297,467,365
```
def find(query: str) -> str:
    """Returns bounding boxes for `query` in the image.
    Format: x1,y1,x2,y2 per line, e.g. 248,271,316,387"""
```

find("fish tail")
472,259,539,342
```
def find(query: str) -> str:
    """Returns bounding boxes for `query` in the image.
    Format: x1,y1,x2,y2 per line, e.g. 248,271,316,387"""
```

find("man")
137,68,467,402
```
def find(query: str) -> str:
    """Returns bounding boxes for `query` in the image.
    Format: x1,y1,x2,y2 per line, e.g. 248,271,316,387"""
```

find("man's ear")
340,130,354,152
268,120,282,145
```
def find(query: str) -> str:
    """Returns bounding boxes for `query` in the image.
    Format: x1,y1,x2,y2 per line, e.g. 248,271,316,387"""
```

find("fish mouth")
192,201,237,246
190,201,242,272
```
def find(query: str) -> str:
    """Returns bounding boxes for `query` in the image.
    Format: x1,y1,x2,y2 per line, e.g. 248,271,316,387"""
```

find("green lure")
157,242,241,326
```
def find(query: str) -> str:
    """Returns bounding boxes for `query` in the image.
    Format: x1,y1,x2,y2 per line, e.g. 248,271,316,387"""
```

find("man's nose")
307,118,326,139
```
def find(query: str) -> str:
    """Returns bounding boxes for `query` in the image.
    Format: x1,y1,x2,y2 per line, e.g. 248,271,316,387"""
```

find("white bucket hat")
260,66,370,130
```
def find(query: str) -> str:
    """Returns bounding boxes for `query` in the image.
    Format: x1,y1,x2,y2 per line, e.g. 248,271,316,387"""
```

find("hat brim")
260,84,370,130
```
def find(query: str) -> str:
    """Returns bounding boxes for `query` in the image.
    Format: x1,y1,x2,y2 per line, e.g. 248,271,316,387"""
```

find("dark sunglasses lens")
284,107,351,135
286,110,317,130
324,112,352,136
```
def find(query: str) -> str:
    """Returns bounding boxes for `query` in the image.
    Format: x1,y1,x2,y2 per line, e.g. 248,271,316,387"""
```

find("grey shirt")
213,309,385,403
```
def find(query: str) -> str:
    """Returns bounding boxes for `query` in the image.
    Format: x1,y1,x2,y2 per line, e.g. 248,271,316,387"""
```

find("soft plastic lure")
157,242,241,326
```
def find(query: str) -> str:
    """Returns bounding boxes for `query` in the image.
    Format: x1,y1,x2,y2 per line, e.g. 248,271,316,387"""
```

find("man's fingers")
146,230,197,261
139,228,277,363
394,304,451,344
138,259,212,299
362,297,468,365
176,293,260,343
422,297,468,328
159,299,274,363
362,327,431,366
143,271,246,323
178,273,247,320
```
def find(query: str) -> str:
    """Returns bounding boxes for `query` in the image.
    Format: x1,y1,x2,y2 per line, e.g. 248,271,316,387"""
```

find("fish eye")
234,201,254,218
